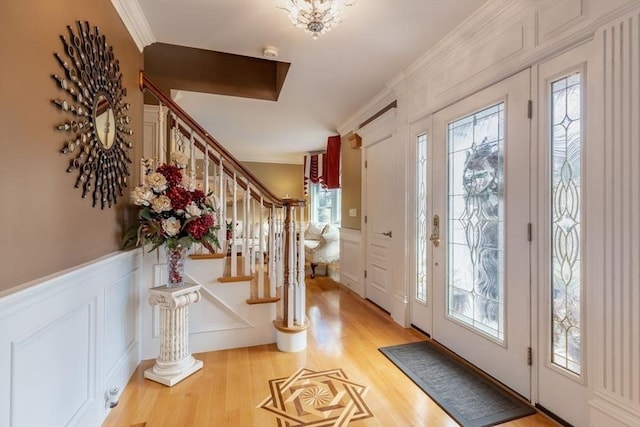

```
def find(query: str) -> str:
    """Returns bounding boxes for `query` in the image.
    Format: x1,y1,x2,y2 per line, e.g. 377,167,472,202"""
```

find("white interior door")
534,43,590,426
431,69,532,398
365,136,394,313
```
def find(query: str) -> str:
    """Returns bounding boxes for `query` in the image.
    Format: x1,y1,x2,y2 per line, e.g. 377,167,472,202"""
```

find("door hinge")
527,100,533,119
527,223,532,242
364,270,367,279
364,160,368,168
527,347,532,366
364,215,368,224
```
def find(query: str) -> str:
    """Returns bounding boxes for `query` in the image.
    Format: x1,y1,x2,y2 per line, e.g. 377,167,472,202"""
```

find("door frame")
408,115,434,334
359,107,407,325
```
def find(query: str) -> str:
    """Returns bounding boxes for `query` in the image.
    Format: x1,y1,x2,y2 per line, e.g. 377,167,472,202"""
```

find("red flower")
156,164,182,186
191,189,206,203
186,214,214,240
166,186,192,210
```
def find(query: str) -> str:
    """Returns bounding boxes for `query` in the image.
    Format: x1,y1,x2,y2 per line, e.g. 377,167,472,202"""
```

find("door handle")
429,215,440,247
382,231,392,238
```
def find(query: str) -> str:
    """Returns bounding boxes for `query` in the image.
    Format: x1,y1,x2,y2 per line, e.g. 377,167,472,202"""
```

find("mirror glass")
94,94,116,149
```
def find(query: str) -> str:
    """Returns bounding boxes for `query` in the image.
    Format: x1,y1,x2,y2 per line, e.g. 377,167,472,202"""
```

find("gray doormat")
379,341,536,427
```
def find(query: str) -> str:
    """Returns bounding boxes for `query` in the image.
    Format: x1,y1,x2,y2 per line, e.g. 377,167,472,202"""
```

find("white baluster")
269,207,276,297
157,103,165,164
258,196,265,299
231,171,238,277
218,157,225,253
243,184,250,276
189,133,196,190
203,144,209,194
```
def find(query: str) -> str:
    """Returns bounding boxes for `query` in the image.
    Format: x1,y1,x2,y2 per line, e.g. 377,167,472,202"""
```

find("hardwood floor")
103,277,558,427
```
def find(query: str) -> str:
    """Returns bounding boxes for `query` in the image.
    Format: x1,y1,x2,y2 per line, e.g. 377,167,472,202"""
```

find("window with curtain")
310,183,341,225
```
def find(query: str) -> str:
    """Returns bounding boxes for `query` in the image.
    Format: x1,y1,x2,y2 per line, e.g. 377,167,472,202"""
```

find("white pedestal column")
144,284,203,386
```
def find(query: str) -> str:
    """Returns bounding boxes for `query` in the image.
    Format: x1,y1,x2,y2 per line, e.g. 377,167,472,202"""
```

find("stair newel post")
274,198,308,352
297,204,306,323
231,170,238,277
286,204,295,328
258,195,265,299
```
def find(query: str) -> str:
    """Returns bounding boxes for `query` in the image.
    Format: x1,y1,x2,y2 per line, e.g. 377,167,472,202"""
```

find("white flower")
145,172,168,192
151,195,172,213
185,202,202,218
181,174,194,190
171,151,189,168
131,186,155,206
162,217,181,237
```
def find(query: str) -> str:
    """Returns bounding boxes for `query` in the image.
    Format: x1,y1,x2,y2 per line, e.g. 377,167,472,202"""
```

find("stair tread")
218,275,254,283
246,297,280,305
189,253,226,260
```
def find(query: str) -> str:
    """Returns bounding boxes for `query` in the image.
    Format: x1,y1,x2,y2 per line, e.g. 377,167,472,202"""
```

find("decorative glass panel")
416,134,428,303
551,73,582,375
447,103,505,341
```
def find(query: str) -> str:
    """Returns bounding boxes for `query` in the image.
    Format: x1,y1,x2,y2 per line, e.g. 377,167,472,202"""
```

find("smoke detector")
263,46,278,59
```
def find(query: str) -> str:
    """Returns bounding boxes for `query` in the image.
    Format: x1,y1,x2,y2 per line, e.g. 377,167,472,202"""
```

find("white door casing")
431,68,532,399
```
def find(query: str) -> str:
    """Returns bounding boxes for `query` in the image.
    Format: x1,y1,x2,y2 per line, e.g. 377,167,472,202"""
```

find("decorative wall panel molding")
589,8,640,426
340,228,363,296
0,251,141,427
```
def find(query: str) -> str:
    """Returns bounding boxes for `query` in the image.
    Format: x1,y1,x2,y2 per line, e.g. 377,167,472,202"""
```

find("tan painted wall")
340,137,362,230
242,162,304,199
0,0,143,292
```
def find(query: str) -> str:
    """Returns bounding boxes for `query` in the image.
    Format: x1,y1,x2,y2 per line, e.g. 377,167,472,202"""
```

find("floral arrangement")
123,152,220,253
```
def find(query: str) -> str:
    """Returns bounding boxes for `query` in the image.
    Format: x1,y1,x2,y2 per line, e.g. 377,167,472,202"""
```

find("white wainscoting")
0,251,141,427
339,228,363,297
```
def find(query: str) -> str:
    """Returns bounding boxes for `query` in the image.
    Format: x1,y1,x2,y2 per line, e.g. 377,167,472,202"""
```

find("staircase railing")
139,72,308,338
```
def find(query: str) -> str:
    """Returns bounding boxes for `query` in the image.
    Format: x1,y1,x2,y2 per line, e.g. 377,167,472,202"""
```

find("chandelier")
280,0,355,39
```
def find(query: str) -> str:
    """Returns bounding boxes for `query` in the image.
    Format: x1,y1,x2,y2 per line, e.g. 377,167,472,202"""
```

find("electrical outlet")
349,208,357,217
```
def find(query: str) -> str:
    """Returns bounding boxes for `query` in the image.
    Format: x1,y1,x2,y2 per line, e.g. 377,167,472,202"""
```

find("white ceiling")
136,0,487,164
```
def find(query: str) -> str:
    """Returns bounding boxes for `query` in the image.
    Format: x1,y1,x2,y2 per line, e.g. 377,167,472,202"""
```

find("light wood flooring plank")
104,277,558,427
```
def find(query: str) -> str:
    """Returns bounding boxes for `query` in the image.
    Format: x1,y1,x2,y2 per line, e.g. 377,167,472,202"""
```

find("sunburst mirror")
51,21,133,209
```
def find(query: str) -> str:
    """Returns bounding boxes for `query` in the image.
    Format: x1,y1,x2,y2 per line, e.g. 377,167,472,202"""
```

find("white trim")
110,0,155,52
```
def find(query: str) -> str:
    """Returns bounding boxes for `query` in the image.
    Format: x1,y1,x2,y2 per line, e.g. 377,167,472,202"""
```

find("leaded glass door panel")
432,69,532,398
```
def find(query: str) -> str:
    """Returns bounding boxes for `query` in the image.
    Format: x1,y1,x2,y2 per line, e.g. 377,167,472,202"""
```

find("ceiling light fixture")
280,0,355,39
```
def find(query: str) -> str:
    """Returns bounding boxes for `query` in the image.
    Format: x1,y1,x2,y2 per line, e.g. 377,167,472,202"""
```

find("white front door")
431,69,532,398
364,136,394,313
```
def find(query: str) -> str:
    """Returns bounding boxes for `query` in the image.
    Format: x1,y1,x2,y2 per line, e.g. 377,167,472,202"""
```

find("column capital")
148,283,201,309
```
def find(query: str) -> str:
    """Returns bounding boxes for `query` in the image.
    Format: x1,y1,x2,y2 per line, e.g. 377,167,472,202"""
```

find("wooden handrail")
140,72,284,207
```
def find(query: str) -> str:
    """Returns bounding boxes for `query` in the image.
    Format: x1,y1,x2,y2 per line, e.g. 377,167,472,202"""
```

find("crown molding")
111,0,155,52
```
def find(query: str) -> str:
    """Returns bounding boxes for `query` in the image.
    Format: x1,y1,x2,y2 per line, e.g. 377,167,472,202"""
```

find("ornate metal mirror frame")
51,21,133,209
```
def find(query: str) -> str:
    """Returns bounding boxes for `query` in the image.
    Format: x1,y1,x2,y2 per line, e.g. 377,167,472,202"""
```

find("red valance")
303,135,341,195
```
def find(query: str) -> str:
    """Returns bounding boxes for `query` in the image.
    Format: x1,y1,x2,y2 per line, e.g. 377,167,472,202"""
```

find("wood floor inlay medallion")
258,367,373,426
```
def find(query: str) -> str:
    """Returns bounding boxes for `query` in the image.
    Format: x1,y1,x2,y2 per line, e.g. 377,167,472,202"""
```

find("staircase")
140,73,308,353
